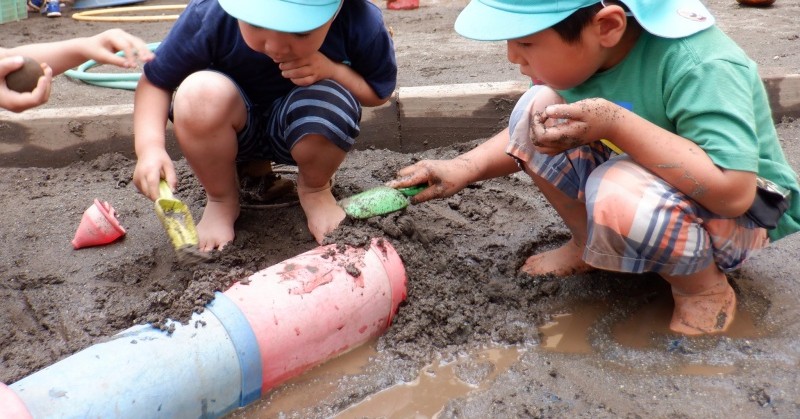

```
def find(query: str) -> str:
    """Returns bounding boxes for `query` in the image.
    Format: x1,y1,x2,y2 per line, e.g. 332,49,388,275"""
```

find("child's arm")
1,28,154,76
278,51,387,107
533,98,757,217
387,128,520,203
132,75,176,201
395,86,562,202
1,29,154,112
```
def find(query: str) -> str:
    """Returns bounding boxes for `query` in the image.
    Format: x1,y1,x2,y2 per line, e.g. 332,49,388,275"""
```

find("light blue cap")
455,0,715,41
219,0,343,33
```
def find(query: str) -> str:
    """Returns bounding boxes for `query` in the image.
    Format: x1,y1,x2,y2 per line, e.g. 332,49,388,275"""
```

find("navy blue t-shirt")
143,0,397,106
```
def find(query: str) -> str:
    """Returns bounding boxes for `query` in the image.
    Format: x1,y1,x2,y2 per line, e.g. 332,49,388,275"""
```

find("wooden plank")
396,81,529,152
763,74,800,123
1,77,798,167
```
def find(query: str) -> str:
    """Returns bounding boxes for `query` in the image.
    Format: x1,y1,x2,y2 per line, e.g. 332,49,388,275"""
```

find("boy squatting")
132,0,397,250
388,0,800,336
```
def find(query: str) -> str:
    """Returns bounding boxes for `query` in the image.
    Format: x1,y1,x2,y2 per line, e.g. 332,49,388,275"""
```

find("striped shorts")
509,89,769,276
236,79,362,165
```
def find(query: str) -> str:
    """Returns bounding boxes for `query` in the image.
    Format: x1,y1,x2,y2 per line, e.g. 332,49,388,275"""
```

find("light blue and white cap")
219,0,343,33
455,0,715,41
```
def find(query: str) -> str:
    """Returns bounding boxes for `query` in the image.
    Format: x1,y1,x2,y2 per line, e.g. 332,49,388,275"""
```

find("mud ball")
5,56,44,93
736,0,776,7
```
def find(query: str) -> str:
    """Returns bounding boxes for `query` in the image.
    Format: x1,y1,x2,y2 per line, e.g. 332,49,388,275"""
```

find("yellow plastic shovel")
155,180,208,264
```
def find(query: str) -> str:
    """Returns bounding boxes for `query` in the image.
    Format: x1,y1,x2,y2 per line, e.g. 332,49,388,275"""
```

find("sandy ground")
1,0,800,417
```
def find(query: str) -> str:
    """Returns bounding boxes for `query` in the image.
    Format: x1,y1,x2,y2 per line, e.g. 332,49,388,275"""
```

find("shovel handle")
398,184,427,197
158,180,174,199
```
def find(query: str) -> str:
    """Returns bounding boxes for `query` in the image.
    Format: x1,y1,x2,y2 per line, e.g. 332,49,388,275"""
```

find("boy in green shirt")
389,0,800,335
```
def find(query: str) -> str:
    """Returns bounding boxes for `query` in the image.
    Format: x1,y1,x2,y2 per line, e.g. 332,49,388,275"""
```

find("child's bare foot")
670,281,736,336
520,239,594,277
196,198,240,252
298,183,345,244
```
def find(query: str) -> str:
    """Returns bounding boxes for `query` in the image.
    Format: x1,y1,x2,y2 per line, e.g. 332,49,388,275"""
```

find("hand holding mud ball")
6,56,44,92
0,55,51,113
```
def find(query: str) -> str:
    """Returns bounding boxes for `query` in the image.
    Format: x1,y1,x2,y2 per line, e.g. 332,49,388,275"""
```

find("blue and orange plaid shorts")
509,87,769,276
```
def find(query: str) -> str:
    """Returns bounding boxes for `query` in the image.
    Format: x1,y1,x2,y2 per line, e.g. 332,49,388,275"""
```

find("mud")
1,0,800,417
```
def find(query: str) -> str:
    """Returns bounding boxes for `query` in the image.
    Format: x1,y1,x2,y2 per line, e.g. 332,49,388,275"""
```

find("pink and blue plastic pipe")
2,238,407,418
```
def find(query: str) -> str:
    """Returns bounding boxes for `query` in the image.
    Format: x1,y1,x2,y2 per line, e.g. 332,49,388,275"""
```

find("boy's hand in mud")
386,158,474,204
530,98,623,155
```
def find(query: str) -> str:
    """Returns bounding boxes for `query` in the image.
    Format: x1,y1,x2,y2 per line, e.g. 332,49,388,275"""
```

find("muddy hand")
531,98,623,154
387,159,470,204
530,109,583,155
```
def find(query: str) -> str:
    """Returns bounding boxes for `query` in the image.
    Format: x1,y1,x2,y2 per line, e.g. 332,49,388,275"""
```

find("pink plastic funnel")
72,199,126,249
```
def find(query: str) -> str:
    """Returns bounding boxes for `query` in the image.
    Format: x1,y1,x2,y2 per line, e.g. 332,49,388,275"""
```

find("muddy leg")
521,173,594,277
173,71,245,252
662,263,736,336
292,134,346,244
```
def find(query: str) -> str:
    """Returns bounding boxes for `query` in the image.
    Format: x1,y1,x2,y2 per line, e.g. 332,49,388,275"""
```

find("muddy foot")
670,282,736,336
520,239,594,277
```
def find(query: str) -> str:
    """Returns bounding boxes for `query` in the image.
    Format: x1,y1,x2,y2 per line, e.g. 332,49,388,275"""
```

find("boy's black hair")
552,1,632,43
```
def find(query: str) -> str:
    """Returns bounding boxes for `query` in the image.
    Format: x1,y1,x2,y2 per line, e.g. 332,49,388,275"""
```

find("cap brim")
455,0,574,41
219,0,340,33
625,0,714,38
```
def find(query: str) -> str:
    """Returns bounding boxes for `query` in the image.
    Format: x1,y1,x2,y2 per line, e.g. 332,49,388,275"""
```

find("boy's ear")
592,5,628,47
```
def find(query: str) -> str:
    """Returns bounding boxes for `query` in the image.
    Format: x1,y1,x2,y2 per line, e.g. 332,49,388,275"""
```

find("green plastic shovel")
338,184,426,219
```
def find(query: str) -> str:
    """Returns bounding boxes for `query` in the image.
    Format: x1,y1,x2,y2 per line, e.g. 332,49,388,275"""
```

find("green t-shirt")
558,26,800,241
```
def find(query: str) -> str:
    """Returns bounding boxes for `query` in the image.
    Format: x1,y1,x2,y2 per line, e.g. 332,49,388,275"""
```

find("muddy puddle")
229,277,772,417
233,341,522,418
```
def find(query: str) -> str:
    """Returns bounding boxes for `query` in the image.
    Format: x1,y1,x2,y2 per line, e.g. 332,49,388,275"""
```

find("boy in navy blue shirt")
133,0,397,251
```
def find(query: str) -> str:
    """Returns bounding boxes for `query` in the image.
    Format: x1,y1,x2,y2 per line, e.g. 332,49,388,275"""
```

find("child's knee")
532,87,565,113
508,85,564,133
586,162,643,230
173,71,243,126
